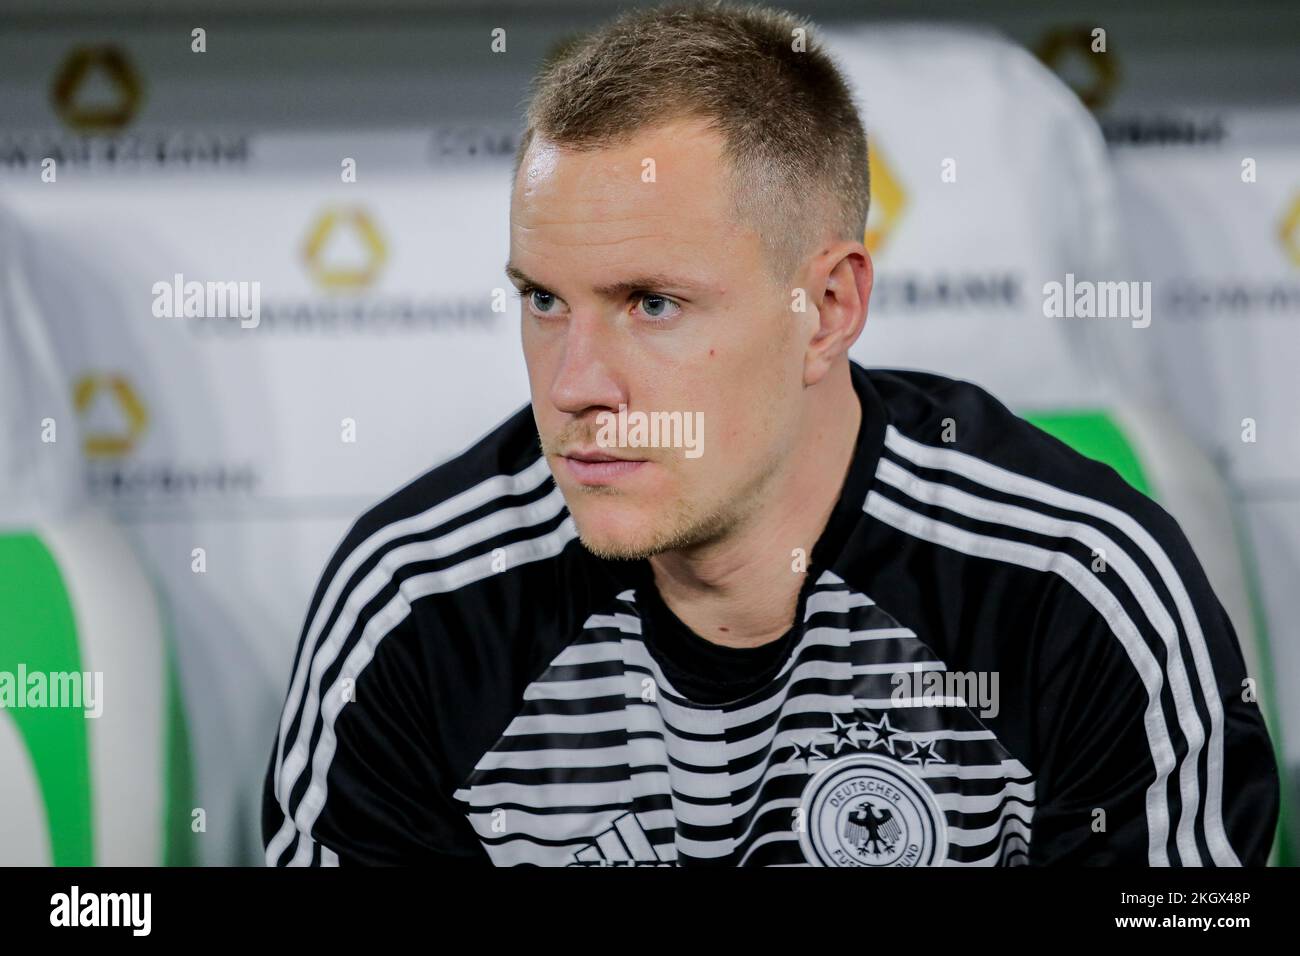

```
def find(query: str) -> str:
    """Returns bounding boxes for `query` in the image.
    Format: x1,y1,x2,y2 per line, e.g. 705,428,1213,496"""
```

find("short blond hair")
515,0,870,287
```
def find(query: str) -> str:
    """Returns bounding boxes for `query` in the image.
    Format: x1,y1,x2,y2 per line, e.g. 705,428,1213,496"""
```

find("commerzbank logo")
1034,26,1120,111
864,145,906,255
50,45,144,133
302,207,388,290
1279,193,1300,267
73,374,148,458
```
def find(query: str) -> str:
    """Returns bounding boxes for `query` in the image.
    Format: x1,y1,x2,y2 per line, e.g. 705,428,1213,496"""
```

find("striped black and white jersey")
262,361,1279,867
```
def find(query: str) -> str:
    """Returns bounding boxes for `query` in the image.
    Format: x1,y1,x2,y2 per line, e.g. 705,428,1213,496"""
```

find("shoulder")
322,402,578,610
856,366,1232,689
272,403,590,832
863,367,1189,562
854,370,1275,865
295,402,589,693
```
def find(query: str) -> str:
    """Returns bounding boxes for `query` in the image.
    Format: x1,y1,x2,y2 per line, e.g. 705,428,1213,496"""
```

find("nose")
548,312,627,418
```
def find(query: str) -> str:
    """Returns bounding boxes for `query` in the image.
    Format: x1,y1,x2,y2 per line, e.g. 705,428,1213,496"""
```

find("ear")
804,242,872,387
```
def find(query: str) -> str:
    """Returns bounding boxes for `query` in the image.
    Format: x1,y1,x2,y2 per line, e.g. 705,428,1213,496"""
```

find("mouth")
559,447,648,486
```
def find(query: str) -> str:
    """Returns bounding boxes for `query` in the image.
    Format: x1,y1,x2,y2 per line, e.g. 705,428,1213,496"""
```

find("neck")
648,362,862,649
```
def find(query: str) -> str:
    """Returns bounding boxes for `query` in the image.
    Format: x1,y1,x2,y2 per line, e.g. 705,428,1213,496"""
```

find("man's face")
510,116,810,560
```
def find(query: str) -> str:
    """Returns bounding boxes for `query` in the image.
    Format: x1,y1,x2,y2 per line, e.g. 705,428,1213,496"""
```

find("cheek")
713,355,774,423
520,318,543,371
523,347,559,436
521,322,558,396
711,371,792,470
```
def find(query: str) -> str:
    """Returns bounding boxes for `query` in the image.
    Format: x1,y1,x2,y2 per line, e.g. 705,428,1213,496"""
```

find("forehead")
509,117,759,286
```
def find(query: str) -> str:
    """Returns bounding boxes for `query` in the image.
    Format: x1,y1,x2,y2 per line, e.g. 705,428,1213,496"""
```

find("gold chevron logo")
864,144,907,254
73,373,148,458
302,207,388,290
50,45,144,133
1034,26,1120,111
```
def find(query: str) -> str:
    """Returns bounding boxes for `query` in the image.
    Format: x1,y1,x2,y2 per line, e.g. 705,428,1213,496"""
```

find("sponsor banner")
2,162,529,514
1112,146,1300,484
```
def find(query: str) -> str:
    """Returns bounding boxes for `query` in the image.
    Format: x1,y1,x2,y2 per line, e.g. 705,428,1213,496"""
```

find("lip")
560,449,647,485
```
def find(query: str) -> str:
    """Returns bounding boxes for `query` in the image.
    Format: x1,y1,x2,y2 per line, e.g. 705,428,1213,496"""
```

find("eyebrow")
504,263,708,299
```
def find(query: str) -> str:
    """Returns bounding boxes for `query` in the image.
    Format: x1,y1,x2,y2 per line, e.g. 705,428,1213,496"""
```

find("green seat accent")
1023,410,1151,497
2,529,197,866
0,533,95,865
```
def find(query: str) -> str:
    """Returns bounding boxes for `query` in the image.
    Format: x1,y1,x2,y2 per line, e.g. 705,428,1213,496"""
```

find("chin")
567,490,731,562
569,500,669,561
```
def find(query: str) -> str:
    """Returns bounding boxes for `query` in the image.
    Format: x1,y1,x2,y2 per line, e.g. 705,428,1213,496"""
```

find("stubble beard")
556,440,786,564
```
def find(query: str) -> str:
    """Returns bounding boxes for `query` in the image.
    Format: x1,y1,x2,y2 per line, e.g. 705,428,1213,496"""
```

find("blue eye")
529,289,557,314
637,293,680,321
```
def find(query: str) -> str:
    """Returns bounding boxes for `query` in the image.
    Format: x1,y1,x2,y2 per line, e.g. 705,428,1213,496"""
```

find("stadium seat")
0,212,194,865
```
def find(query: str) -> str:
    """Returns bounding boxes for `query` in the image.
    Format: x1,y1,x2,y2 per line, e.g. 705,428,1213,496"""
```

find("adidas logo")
568,812,675,866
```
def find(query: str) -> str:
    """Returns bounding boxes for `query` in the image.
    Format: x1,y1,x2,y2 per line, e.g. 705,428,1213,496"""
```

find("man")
263,1,1279,866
